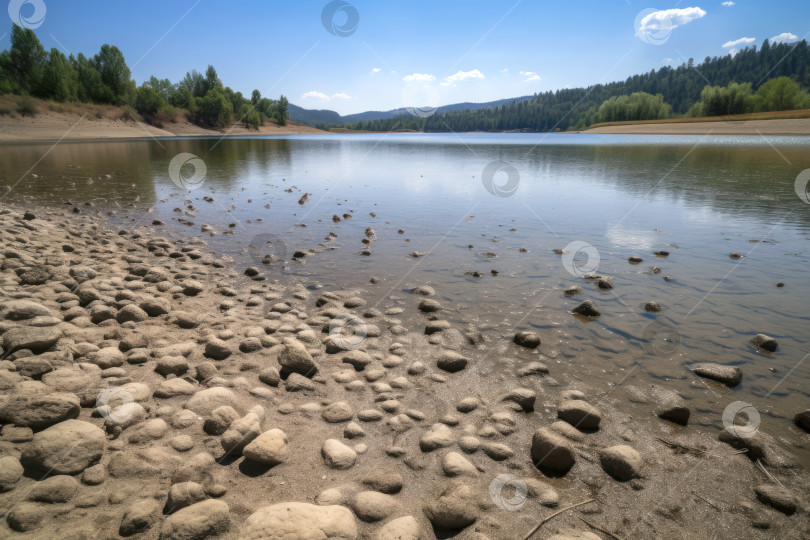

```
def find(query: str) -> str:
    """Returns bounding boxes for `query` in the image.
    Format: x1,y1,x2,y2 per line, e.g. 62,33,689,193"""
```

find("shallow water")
2,133,810,464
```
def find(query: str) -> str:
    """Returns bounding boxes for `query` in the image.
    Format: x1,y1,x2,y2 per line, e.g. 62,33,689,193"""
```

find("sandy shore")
586,118,810,135
0,203,807,539
0,109,326,141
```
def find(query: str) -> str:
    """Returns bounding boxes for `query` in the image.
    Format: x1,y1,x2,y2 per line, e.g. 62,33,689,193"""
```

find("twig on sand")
654,436,705,455
691,491,720,511
521,499,596,540
755,459,784,488
579,517,626,540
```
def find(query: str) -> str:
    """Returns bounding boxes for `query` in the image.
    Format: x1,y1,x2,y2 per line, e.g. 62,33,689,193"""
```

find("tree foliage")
0,25,289,129
598,92,670,122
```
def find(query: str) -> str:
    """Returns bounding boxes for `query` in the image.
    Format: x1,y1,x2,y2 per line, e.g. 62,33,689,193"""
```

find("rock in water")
796,410,810,433
423,481,477,530
530,427,576,474
690,363,742,387
159,499,230,539
22,419,105,475
749,334,778,352
599,445,643,481
243,502,357,539
513,331,541,348
572,300,600,317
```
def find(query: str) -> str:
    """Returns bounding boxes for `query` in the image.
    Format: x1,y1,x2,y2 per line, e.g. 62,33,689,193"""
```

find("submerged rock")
691,363,742,387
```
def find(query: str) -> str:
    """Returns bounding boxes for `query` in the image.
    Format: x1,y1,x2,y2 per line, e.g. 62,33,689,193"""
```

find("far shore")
0,109,327,142
2,108,809,142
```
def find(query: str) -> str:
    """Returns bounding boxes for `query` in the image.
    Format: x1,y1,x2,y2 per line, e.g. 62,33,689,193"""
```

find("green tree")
92,44,133,104
39,48,78,101
194,88,232,126
277,95,288,125
179,70,206,98
689,82,753,116
598,92,670,122
72,53,106,103
251,89,261,105
7,25,46,93
134,86,166,124
754,76,810,111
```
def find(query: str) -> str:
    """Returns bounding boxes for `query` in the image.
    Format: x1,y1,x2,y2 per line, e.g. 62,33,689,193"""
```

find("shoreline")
0,203,807,539
2,108,810,142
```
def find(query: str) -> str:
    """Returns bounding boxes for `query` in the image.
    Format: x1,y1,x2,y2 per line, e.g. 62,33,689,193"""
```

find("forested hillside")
0,25,288,129
331,39,810,132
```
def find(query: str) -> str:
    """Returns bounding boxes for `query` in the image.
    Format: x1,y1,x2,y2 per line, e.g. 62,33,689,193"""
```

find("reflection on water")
2,133,810,464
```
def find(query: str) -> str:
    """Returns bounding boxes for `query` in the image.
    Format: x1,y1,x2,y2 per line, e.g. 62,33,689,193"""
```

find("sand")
0,109,326,141
585,118,810,135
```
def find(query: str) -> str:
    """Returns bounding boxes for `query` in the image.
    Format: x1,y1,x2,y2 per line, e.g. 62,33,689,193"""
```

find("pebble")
159,499,230,539
690,363,742,387
600,445,643,481
572,299,600,317
243,429,289,466
322,439,357,469
513,330,541,348
557,399,602,430
531,427,576,473
243,502,356,539
423,481,477,530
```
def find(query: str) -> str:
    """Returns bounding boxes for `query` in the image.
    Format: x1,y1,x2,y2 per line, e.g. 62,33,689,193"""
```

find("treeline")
0,25,288,128
325,38,810,132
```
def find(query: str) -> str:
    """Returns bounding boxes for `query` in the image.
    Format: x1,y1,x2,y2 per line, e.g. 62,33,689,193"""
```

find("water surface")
2,133,809,463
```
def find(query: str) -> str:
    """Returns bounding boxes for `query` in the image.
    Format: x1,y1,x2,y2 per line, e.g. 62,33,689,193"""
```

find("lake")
2,132,809,464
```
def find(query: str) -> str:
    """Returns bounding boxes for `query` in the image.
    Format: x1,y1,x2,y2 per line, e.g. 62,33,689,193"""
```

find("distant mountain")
289,95,536,126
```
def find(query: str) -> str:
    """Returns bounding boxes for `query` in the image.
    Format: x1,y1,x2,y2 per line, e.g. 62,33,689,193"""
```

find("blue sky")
2,0,808,114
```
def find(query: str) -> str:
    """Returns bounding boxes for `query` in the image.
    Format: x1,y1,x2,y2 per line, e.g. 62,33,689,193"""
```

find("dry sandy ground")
585,118,810,135
0,110,326,141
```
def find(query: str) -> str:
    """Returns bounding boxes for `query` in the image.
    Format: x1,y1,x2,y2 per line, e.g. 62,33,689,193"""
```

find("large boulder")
22,419,105,475
557,400,601,430
159,499,230,539
423,481,477,530
278,341,318,377
3,326,61,354
0,392,80,430
0,300,54,321
373,516,421,540
242,502,357,539
243,429,289,466
530,427,576,474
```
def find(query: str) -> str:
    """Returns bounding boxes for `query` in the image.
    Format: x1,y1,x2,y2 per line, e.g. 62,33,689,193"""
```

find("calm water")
2,133,810,462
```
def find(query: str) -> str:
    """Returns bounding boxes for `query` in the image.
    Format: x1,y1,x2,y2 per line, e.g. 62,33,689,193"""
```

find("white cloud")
637,7,706,35
722,36,755,48
371,67,382,74
441,69,485,86
302,91,330,101
663,57,673,64
301,91,351,102
770,32,798,44
721,1,735,6
403,73,435,82
501,68,510,73
520,71,541,82
729,48,739,57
